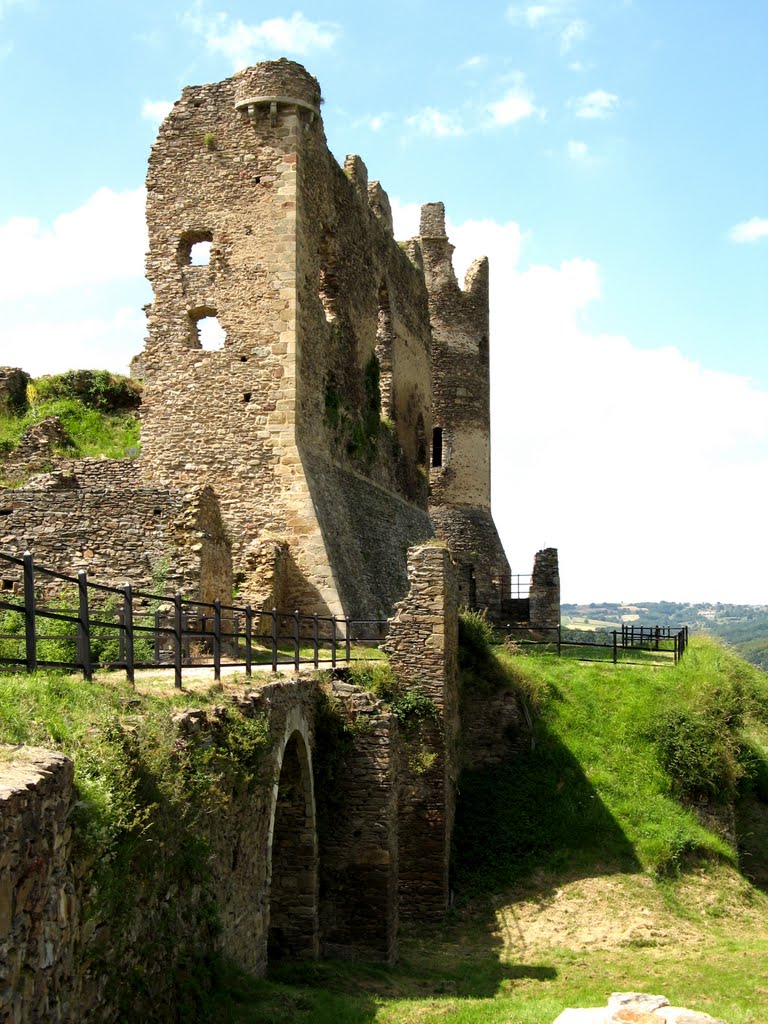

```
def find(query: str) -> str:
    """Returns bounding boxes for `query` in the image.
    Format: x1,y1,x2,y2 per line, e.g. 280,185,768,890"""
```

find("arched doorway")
267,727,319,961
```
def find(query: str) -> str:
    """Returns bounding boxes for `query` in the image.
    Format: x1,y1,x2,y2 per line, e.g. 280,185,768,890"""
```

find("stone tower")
140,60,436,620
419,203,511,613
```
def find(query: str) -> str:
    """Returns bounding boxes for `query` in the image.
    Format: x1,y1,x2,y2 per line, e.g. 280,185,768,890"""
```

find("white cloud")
728,217,768,244
392,199,768,603
0,188,147,302
460,54,488,70
560,18,586,53
406,107,465,138
183,5,340,70
141,99,174,124
572,89,619,119
488,88,540,126
508,3,566,26
354,112,391,132
6,309,147,377
567,139,588,160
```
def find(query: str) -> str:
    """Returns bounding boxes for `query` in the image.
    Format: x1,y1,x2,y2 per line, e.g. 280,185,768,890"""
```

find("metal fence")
0,550,388,688
503,622,689,665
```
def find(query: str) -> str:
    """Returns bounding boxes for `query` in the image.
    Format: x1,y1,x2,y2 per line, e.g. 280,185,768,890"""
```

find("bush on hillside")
34,370,141,411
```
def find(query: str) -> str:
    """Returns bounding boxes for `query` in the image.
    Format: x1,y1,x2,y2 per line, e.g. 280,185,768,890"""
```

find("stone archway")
267,718,319,962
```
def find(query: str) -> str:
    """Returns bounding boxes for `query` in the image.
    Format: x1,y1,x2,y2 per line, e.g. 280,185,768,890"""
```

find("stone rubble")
553,993,727,1024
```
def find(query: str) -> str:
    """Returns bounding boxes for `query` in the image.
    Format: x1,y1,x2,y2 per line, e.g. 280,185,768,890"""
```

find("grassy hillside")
0,370,140,480
563,600,768,671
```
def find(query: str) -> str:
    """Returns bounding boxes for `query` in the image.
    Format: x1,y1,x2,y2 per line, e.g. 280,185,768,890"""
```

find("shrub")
34,370,141,411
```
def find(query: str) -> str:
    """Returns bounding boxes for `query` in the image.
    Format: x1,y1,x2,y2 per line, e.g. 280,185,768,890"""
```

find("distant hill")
562,601,768,671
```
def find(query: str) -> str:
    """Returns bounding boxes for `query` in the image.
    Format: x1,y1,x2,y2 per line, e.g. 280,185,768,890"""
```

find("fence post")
123,584,135,685
271,608,278,673
244,605,253,678
174,592,183,689
77,570,92,681
153,610,160,664
182,611,190,666
22,551,36,673
293,610,300,672
612,630,617,665
233,613,240,659
213,599,222,681
557,624,561,657
345,616,351,664
331,616,337,669
313,612,319,669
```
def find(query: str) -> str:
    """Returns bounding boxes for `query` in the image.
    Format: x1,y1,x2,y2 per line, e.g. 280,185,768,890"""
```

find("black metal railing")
0,550,388,687
503,622,689,665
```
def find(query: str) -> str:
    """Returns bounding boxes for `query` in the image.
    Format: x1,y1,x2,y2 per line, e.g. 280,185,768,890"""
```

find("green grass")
0,396,140,460
4,635,768,1023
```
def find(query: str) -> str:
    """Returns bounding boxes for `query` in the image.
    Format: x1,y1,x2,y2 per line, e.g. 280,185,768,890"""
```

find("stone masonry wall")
383,543,459,918
528,547,561,629
316,676,399,963
140,59,435,622
0,749,85,1024
419,203,511,614
0,460,231,604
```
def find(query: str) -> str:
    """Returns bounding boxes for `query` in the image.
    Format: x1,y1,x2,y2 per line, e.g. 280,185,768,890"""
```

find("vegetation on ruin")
0,671,271,1020
0,369,141,471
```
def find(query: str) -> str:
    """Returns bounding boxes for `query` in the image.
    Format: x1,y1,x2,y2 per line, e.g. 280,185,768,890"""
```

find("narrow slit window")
432,426,443,468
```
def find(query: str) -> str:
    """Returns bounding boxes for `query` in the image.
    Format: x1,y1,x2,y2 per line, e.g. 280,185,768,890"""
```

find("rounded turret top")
233,59,322,116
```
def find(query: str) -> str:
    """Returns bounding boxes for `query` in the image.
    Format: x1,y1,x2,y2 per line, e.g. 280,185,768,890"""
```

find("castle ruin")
1,57,559,631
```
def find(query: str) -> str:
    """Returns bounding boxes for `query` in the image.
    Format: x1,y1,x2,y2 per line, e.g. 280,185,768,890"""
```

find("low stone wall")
0,749,88,1024
0,462,231,604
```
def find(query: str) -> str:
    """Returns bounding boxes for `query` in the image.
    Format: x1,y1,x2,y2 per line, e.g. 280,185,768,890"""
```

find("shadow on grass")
208,915,560,1022
452,718,642,902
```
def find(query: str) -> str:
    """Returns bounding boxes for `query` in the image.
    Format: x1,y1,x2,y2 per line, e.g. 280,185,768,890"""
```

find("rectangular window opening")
432,426,443,468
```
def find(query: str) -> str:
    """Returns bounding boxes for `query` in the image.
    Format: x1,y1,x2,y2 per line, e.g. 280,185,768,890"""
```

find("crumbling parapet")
383,543,459,918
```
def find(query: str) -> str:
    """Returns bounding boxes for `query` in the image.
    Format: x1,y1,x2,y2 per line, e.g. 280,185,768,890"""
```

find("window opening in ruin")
432,426,443,468
240,356,248,362
376,282,394,418
479,334,489,365
190,241,212,266
178,230,213,266
318,233,338,323
243,392,252,403
1,579,13,591
189,307,226,351
268,732,318,962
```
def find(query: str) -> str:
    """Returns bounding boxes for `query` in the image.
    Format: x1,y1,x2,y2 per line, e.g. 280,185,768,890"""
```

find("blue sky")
1,0,767,603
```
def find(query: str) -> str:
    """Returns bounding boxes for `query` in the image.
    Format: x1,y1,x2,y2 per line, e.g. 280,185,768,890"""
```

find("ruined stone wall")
528,547,561,629
0,367,29,415
140,59,434,622
383,543,460,918
0,750,86,1024
0,460,231,604
419,203,510,613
